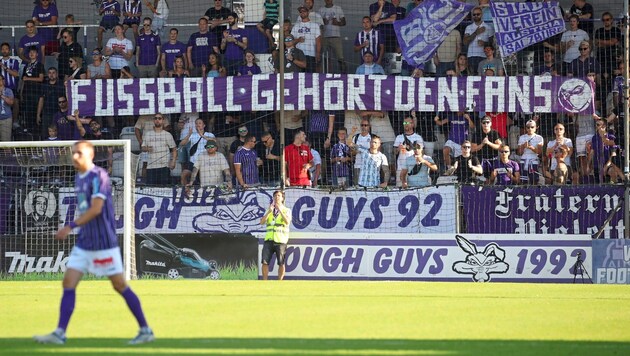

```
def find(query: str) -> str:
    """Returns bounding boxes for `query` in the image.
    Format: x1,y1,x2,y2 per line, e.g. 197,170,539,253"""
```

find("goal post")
0,139,137,280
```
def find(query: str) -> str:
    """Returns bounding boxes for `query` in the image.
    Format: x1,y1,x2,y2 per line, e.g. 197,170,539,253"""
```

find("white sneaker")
128,328,155,345
33,330,66,344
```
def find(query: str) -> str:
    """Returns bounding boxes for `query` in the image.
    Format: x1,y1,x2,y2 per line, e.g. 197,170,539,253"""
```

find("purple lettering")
364,197,389,229
393,248,414,273
135,197,155,229
322,247,342,273
318,197,343,229
341,248,364,273
428,248,448,274
154,199,182,229
398,195,419,227
293,196,316,229
302,247,323,273
345,197,367,230
373,248,392,274
414,248,433,274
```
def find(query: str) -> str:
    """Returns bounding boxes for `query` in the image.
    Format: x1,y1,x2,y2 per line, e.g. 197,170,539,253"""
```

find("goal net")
0,140,138,280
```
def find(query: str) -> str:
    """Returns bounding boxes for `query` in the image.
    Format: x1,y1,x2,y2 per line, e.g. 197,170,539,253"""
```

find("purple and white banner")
592,240,630,284
461,186,625,239
261,233,592,283
490,1,565,57
394,0,474,67
57,186,457,234
67,74,595,116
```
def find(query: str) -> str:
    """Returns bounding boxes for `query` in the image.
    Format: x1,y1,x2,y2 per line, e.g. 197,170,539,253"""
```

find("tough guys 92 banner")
261,233,592,283
68,74,594,116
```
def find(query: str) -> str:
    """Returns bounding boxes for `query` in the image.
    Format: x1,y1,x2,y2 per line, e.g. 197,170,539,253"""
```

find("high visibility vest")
264,208,290,244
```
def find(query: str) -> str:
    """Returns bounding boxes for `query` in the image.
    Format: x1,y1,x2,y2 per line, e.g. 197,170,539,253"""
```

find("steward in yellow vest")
259,190,292,280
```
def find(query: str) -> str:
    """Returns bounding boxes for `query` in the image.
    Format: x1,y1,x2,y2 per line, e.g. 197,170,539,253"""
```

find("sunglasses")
501,151,510,153
579,47,589,51
143,24,151,27
206,145,216,149
403,121,412,124
361,124,370,127
482,122,491,124
472,13,481,16
238,129,248,132
262,138,270,144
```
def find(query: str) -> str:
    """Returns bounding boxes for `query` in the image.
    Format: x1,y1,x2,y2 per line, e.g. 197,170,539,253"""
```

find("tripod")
572,252,592,284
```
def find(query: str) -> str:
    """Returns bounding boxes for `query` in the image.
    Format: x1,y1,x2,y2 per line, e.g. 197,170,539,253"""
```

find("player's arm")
56,197,105,240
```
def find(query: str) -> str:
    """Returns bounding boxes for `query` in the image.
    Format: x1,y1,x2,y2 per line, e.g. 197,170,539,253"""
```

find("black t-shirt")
256,139,281,181
471,129,501,160
454,155,480,183
204,7,231,40
229,138,245,155
415,112,436,142
21,61,45,97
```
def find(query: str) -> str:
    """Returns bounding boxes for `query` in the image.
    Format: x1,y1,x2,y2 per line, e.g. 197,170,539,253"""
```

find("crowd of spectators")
0,0,627,188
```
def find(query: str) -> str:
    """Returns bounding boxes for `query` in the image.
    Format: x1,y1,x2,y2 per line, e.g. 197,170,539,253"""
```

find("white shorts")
576,134,594,157
444,140,462,158
66,246,124,277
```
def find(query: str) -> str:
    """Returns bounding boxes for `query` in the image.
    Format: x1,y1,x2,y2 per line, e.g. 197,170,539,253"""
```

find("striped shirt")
0,57,20,91
354,29,382,62
123,0,142,24
309,110,329,133
331,142,350,178
233,146,260,185
357,145,388,187
263,1,279,21
75,165,118,251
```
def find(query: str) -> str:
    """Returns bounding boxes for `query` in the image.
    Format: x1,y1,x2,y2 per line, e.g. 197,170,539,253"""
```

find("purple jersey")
308,110,329,133
354,29,382,62
224,28,247,60
101,1,121,21
494,159,520,185
237,64,261,76
74,165,118,251
161,41,187,71
0,57,20,91
136,31,161,65
187,31,218,67
233,147,260,185
32,3,59,42
19,33,45,61
53,110,82,140
446,112,469,144
591,132,616,169
331,142,351,178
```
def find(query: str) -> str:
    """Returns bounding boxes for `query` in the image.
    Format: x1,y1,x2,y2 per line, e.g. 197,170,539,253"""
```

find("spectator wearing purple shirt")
234,134,261,188
32,0,59,54
588,119,616,184
489,145,520,185
435,111,474,169
220,12,248,76
53,99,86,140
237,50,261,76
354,16,384,65
160,28,187,75
136,17,161,78
19,20,46,64
187,17,219,77
1,43,20,123
369,0,397,52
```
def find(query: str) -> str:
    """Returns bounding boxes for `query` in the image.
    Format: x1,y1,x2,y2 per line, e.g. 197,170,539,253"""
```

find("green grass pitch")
0,280,629,355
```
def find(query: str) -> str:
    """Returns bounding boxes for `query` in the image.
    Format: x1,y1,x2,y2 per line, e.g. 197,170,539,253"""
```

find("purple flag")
490,1,566,57
394,0,474,67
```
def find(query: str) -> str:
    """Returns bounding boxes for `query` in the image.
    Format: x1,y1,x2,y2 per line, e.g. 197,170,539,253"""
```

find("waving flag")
394,0,474,67
490,1,565,57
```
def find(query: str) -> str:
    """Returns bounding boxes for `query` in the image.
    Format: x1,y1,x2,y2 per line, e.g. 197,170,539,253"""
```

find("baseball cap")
298,5,308,12
205,140,217,148
481,116,491,123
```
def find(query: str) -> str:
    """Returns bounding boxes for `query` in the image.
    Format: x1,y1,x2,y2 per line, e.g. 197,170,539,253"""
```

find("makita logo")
145,260,166,267
4,251,68,273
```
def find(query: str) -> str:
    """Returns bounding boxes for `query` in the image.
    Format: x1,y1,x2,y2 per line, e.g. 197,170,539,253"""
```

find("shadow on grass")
1,338,629,355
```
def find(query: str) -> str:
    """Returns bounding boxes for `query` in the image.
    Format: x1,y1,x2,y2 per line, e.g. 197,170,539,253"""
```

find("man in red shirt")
284,130,314,186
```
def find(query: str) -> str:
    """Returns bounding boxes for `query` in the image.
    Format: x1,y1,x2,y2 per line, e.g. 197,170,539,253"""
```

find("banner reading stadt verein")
67,74,595,116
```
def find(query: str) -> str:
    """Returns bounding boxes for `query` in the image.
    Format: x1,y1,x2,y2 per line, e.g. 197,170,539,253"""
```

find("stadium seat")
120,127,141,153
